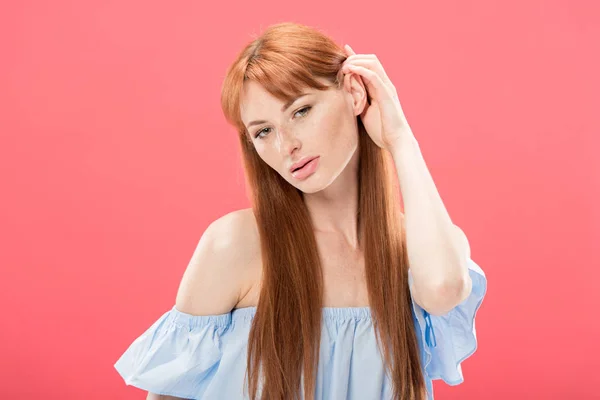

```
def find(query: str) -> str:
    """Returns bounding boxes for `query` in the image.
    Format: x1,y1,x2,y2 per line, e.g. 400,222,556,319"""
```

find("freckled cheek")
322,116,348,147
255,146,284,173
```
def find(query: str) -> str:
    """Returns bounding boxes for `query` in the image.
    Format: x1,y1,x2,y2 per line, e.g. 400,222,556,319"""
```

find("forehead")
239,78,337,124
239,80,289,114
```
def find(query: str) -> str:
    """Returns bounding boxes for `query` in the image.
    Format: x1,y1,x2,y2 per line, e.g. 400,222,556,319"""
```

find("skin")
239,73,369,250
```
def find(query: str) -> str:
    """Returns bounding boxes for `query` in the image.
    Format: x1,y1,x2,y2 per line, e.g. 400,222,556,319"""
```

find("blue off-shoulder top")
114,258,487,399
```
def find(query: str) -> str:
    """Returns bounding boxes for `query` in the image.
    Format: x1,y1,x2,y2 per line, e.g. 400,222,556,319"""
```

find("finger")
344,54,375,61
342,54,376,69
344,44,356,55
342,58,394,90
343,54,379,66
343,55,392,78
345,64,391,101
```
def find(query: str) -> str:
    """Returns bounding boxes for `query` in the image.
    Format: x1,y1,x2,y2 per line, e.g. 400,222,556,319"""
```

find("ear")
343,72,368,117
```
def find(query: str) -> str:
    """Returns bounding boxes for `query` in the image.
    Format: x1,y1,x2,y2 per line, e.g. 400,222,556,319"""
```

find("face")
239,75,367,194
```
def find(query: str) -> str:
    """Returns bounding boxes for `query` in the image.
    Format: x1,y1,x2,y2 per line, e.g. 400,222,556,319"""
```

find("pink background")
1,1,598,399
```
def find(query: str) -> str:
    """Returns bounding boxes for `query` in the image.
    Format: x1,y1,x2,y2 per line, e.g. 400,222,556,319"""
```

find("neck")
302,149,360,249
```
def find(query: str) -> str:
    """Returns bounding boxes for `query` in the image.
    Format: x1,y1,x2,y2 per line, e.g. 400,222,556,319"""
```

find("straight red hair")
220,22,426,400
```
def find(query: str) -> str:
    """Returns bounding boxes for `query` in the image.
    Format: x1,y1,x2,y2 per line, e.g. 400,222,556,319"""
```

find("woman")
114,22,487,400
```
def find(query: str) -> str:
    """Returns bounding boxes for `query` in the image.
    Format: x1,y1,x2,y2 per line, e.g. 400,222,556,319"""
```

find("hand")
341,44,415,152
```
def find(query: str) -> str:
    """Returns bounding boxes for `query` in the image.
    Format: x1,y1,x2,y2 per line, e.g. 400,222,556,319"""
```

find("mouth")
290,156,320,180
292,160,311,172
291,156,317,172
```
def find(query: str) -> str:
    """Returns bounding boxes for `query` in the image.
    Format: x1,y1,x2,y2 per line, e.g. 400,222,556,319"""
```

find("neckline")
170,305,374,328
231,305,373,320
233,305,371,311
171,305,371,326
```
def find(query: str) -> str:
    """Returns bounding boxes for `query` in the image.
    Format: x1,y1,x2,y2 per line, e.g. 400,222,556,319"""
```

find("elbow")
421,274,472,317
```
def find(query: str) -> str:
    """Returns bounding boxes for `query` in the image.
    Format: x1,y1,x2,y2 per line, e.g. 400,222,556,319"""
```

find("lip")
289,156,319,173
291,156,320,180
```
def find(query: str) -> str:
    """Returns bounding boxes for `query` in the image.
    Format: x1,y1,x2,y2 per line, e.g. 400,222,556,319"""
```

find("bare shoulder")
175,208,261,316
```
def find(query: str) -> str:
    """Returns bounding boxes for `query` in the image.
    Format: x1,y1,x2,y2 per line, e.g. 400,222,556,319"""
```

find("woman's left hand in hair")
341,44,415,152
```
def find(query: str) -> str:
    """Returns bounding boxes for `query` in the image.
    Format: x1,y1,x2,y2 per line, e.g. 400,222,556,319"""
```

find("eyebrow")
246,93,311,129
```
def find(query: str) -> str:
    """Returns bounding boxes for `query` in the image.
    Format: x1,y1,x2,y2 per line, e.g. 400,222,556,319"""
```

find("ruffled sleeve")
409,257,488,386
114,306,255,399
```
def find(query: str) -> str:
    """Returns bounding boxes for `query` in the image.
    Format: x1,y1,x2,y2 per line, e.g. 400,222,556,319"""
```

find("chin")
297,185,323,194
292,173,338,194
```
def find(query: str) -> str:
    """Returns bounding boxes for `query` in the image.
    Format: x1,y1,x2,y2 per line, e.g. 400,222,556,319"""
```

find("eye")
294,106,311,118
254,127,271,139
253,106,312,140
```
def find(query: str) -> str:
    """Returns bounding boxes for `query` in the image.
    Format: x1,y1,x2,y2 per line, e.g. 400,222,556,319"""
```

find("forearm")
390,134,469,296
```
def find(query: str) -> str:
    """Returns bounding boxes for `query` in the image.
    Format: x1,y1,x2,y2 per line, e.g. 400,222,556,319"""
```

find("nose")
275,127,302,156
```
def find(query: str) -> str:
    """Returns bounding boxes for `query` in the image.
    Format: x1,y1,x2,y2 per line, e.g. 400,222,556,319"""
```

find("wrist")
386,130,420,155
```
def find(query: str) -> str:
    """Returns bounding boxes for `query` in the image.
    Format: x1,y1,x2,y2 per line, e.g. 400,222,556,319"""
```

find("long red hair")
220,22,426,400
